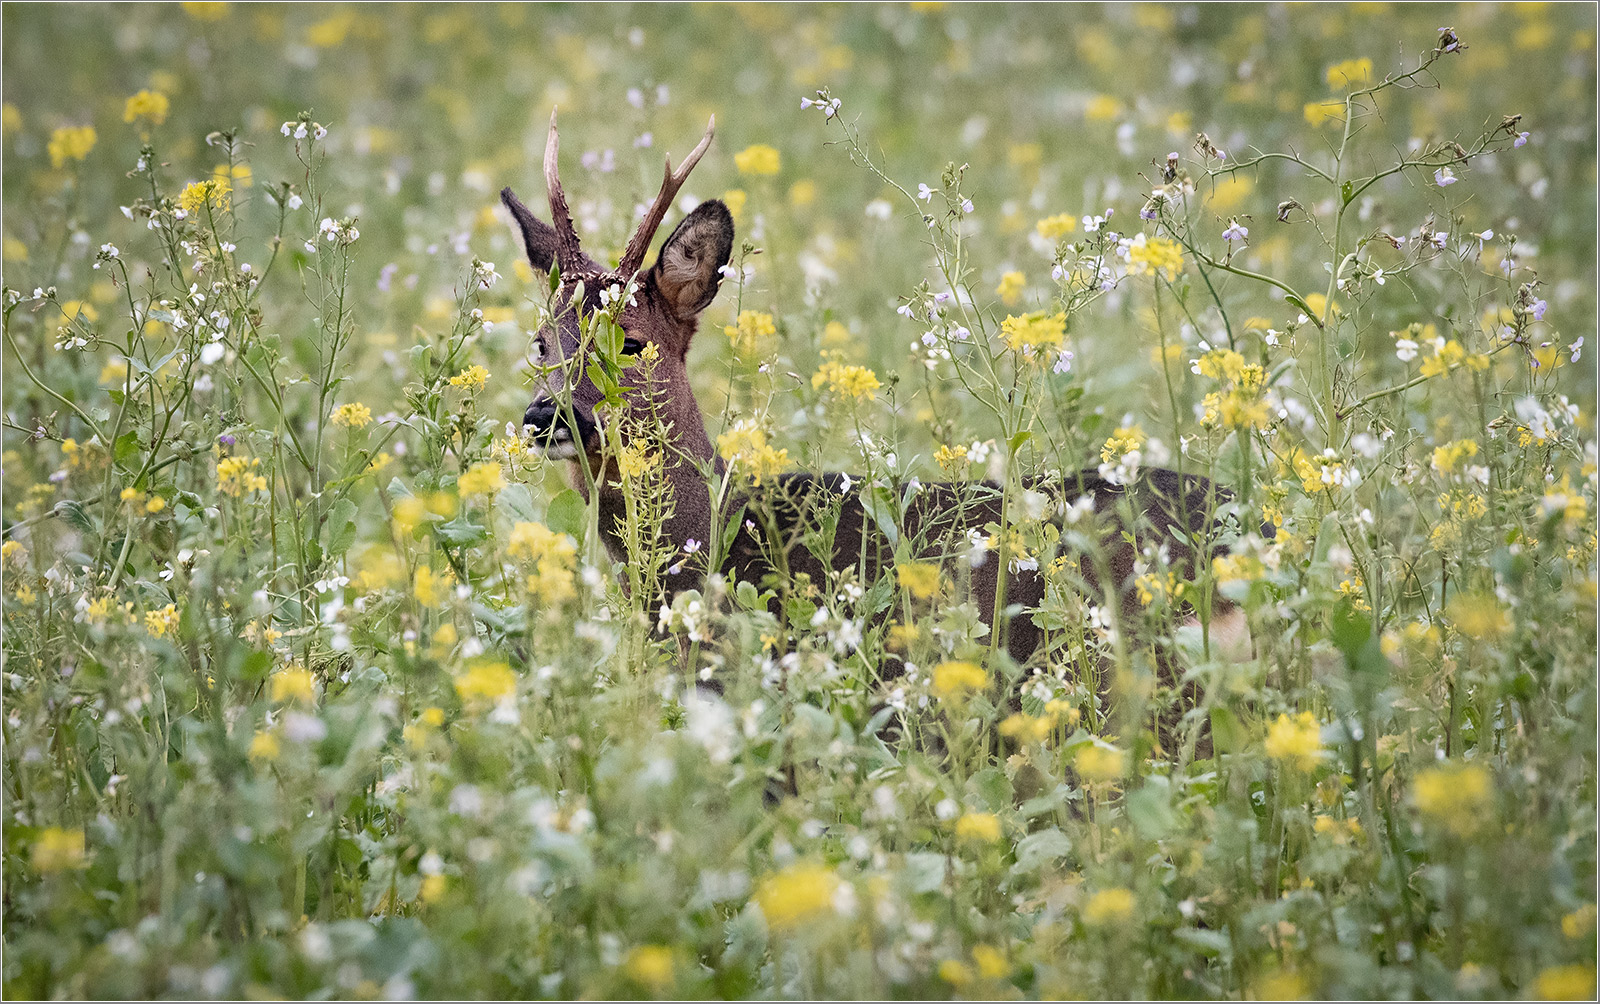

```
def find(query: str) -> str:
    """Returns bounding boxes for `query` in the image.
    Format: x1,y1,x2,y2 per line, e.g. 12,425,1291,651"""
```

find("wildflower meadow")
3,4,1597,1000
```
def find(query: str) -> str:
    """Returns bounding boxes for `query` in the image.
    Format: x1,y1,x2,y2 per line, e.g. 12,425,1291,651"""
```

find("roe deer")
502,111,1244,733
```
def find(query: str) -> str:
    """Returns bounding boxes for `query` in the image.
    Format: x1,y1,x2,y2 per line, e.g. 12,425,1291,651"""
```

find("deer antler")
543,107,587,277
615,116,716,280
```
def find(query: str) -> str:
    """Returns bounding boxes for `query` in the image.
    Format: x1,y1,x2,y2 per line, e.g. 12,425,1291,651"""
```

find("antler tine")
615,115,716,279
543,107,586,276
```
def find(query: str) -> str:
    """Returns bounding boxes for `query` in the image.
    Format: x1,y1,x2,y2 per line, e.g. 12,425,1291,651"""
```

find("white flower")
1371,268,1385,285
286,194,303,211
864,198,892,221
917,183,934,202
1395,338,1419,361
1434,167,1458,186
1570,336,1584,362
199,342,226,366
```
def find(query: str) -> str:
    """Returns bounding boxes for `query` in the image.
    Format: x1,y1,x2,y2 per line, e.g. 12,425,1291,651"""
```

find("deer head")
502,110,731,559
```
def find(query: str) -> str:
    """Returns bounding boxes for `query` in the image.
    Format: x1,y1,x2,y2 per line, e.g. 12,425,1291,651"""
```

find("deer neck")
588,373,718,569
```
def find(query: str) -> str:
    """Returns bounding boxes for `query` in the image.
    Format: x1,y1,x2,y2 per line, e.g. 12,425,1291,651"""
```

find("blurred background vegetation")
5,2,1594,461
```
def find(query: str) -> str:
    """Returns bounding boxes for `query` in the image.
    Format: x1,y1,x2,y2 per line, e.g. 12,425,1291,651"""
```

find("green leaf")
497,483,539,526
54,499,96,536
324,498,358,557
113,431,142,464
435,515,488,547
965,767,1010,811
1013,828,1072,873
1127,778,1177,839
1340,180,1355,205
545,489,586,540
859,484,899,548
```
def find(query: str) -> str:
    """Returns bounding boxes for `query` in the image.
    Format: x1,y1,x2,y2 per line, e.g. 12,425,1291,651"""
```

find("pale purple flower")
917,183,934,202
1530,298,1548,321
1570,337,1584,362
1222,220,1248,242
1435,167,1458,187
1514,132,1529,148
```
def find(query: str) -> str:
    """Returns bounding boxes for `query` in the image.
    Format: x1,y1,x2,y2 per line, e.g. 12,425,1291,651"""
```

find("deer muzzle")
523,397,597,461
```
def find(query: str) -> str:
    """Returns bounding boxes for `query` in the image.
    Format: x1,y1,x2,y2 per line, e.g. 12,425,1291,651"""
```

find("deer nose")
524,398,559,435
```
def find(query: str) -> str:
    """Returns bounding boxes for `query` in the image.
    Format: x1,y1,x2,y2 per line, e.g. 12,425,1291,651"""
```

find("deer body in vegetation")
503,111,1236,698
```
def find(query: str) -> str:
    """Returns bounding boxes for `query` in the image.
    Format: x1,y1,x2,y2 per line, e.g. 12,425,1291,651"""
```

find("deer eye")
621,337,645,356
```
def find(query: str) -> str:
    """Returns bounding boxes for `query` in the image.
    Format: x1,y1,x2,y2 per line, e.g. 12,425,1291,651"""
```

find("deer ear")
651,200,734,321
501,187,558,273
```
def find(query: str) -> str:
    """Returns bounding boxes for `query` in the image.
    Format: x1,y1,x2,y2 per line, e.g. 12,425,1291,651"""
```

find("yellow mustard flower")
1082,887,1136,925
48,125,96,168
123,89,170,125
1264,711,1324,772
753,861,839,931
733,143,781,176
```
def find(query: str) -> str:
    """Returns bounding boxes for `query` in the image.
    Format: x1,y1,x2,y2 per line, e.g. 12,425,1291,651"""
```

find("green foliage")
2,4,1596,1001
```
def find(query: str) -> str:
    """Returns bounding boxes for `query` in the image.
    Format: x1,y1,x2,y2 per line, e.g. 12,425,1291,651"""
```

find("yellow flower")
176,177,231,214
999,311,1067,354
216,456,268,496
3,236,27,261
733,143,781,176
995,270,1026,306
333,402,373,428
1303,100,1345,128
972,945,1007,980
934,443,969,474
1082,887,1136,925
1325,57,1373,90
753,861,839,931
1099,425,1145,464
508,522,576,564
419,873,447,903
1000,712,1055,744
413,566,452,606
1560,904,1596,940
722,188,747,222
181,1,229,19
2,103,21,136
624,946,675,990
812,357,881,400
938,959,974,985
448,364,490,391
1420,339,1468,378
1535,965,1596,1001
896,562,941,600
1413,761,1493,837
724,310,777,354
931,660,987,700
1430,439,1478,475
270,667,316,704
145,495,166,513
954,811,1002,843
32,827,88,873
788,179,817,207
47,125,97,168
213,162,252,188
1084,94,1123,121
1035,213,1078,240
122,89,170,126
1209,176,1254,214
307,9,357,47
1264,711,1324,772
144,603,180,638
1126,235,1185,281
454,659,516,707
249,731,281,761
716,420,790,486
1448,592,1511,641
821,320,851,347
1075,743,1126,784
1,540,26,566
615,444,660,481
458,461,506,496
